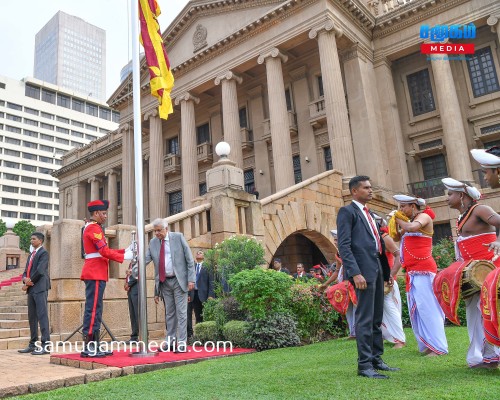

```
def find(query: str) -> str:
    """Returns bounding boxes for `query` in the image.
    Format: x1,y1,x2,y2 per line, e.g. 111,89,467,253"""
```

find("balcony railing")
241,127,254,150
164,153,181,175
407,178,446,199
197,142,213,164
309,97,326,128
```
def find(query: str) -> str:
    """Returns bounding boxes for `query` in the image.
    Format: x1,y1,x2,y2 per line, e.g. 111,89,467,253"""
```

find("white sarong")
465,293,500,366
382,280,406,344
407,273,448,354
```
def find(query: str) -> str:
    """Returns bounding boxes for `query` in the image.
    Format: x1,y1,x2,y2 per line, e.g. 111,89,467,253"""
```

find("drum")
461,260,495,299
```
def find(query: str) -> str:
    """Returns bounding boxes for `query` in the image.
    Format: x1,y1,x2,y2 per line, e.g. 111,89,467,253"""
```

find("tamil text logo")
420,23,475,55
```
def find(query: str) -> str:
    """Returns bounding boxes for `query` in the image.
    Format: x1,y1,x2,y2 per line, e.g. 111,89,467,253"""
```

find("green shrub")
204,235,266,295
202,298,219,321
194,321,219,343
222,296,247,321
13,220,36,252
229,268,293,320
247,312,300,351
432,237,455,270
288,281,347,342
222,320,250,348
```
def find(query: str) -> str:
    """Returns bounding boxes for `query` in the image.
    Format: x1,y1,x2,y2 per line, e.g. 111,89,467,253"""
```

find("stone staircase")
0,269,31,350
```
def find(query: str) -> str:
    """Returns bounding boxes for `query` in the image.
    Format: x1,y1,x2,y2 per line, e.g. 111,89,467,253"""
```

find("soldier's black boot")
80,333,106,358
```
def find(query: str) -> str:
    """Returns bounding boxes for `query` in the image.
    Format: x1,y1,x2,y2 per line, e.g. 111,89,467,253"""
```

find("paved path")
0,350,123,398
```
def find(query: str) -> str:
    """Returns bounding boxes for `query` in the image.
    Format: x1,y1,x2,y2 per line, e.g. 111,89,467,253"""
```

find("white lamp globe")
4,218,16,230
215,141,231,158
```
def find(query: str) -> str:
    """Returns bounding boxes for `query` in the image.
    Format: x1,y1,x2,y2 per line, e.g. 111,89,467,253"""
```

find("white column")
88,177,101,200
487,15,500,45
309,20,356,181
145,109,165,218
215,71,244,169
106,170,118,226
257,48,295,191
175,93,200,210
374,56,409,192
431,56,473,181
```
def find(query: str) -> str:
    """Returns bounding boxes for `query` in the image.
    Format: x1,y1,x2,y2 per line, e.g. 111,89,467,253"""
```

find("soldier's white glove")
124,249,134,260
126,242,137,252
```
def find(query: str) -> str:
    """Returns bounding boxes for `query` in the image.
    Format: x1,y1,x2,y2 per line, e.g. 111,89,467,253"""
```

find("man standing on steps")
18,232,51,355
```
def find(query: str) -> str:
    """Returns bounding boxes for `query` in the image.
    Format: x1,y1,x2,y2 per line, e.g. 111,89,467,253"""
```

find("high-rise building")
34,11,106,101
0,75,119,225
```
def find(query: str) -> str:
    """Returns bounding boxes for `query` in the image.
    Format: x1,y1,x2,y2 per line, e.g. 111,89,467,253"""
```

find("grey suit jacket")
145,232,195,296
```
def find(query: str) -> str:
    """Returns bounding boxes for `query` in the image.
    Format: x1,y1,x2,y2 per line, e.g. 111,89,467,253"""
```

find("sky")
0,0,190,100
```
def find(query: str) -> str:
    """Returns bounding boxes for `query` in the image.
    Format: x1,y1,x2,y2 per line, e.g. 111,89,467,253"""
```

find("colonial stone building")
55,0,500,254
8,0,495,344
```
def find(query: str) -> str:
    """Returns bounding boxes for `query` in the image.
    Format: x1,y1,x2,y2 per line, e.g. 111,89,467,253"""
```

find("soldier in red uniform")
81,200,134,357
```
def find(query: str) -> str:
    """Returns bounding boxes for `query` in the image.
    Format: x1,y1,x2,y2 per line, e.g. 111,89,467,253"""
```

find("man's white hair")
151,218,168,229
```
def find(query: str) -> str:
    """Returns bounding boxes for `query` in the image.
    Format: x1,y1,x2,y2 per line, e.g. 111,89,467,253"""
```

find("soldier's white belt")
84,252,103,259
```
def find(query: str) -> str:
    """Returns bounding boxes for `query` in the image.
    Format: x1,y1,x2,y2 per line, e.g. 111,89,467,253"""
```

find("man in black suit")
337,176,399,379
124,263,139,343
18,232,51,355
272,258,291,275
187,250,214,339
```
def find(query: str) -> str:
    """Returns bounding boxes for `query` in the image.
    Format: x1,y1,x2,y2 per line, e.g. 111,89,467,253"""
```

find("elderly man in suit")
146,218,195,353
187,250,214,340
337,176,399,379
18,232,51,355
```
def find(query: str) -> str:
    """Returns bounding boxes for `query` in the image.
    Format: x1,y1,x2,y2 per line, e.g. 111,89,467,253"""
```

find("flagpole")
130,0,156,357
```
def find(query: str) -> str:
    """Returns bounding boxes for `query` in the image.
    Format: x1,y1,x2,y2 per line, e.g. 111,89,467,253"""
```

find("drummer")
442,177,500,368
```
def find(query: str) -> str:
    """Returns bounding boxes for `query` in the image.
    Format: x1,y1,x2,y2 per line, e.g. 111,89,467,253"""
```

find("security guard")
81,199,134,357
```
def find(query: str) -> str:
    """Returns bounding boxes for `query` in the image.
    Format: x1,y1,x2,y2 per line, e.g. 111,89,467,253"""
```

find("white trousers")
407,273,448,354
465,293,500,366
346,302,356,338
382,280,406,344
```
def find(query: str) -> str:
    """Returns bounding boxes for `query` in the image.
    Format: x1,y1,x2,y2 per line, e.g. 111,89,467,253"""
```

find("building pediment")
108,0,288,106
166,0,285,67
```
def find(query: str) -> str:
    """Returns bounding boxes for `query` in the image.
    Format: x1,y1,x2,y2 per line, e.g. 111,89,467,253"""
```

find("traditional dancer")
320,230,356,338
441,177,500,368
471,147,500,352
390,195,448,356
379,225,406,348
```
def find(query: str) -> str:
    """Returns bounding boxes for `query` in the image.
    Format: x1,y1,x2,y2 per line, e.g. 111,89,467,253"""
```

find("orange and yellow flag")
139,0,174,120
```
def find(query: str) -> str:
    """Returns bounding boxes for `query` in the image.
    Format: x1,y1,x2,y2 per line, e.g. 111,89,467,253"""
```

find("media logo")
420,23,475,55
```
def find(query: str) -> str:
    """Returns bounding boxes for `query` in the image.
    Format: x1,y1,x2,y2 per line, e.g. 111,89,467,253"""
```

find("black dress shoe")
161,342,176,352
373,362,400,372
18,346,36,354
32,348,50,355
358,368,389,379
174,348,187,354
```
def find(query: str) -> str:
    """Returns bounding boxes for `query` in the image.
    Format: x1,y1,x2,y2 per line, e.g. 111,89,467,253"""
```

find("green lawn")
18,327,499,400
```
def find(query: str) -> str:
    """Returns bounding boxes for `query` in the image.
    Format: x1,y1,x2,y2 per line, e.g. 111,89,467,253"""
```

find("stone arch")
270,230,337,274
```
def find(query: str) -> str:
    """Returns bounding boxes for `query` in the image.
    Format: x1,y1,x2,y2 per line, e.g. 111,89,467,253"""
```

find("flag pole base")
128,351,159,358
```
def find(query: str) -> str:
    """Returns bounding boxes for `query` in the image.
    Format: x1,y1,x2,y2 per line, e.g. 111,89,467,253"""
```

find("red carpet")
0,274,22,288
52,346,255,368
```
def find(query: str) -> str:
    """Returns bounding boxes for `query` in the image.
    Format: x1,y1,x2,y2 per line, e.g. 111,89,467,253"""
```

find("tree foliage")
204,235,266,295
0,219,6,238
432,237,456,270
13,220,37,252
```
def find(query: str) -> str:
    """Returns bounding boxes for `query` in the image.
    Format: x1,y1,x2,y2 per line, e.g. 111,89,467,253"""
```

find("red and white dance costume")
456,233,500,366
401,233,448,355
381,241,406,345
337,262,357,338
